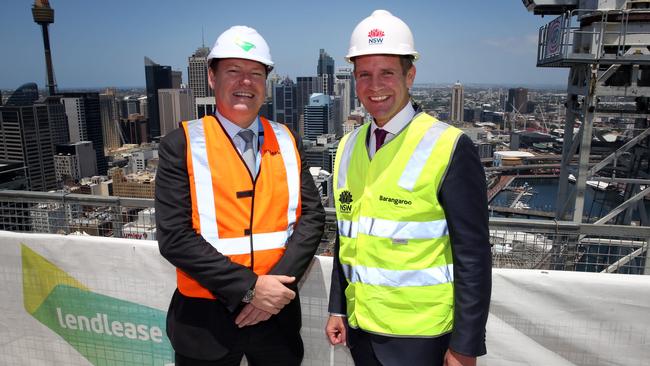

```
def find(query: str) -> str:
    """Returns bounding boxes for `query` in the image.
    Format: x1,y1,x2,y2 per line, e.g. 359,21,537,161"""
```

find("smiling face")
353,54,415,127
208,58,267,127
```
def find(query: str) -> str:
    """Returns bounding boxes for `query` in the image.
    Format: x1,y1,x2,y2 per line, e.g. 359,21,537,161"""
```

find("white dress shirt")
368,103,416,159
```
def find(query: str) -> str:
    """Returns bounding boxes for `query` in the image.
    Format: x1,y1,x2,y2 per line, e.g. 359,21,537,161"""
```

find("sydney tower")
31,0,57,96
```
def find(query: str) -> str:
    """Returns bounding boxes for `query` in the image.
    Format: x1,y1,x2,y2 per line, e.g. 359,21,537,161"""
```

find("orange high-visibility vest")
178,115,302,299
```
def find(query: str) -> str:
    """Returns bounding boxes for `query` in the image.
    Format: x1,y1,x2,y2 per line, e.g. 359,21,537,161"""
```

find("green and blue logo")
22,244,173,365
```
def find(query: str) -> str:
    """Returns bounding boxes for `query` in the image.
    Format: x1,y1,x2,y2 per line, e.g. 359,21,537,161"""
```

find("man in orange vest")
156,25,325,365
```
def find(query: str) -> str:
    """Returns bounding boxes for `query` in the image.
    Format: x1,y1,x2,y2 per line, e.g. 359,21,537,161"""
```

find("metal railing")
1,190,648,275
537,8,650,67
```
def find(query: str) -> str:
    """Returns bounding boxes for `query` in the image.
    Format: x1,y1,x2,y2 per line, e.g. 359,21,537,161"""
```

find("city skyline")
1,1,569,90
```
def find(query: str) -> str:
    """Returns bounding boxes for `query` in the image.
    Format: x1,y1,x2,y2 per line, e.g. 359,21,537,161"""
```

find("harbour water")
490,177,650,223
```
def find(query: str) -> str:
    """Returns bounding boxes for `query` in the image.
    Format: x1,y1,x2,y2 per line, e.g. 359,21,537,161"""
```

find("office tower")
5,82,39,106
304,93,332,140
144,56,172,140
120,96,141,119
100,92,123,150
451,82,464,123
120,114,148,145
317,49,335,96
54,141,97,182
196,97,216,119
297,76,322,120
0,83,56,191
266,73,282,99
138,96,148,119
273,77,298,132
158,88,195,137
329,96,342,136
335,67,355,119
188,47,212,98
171,71,183,89
506,87,529,113
32,0,57,95
59,92,107,175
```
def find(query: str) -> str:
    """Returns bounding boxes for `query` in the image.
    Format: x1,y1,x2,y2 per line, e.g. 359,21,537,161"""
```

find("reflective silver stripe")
214,231,288,255
398,122,450,191
337,127,364,189
269,121,300,236
187,119,220,246
338,217,448,239
337,220,359,238
341,263,454,287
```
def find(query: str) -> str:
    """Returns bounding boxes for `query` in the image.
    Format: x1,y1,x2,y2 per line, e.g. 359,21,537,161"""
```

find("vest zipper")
248,169,259,271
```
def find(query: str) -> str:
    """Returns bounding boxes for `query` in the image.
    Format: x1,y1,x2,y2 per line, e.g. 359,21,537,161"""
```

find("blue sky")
0,0,569,89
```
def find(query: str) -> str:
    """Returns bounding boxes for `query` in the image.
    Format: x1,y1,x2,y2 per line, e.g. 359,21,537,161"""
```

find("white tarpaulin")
1,231,649,365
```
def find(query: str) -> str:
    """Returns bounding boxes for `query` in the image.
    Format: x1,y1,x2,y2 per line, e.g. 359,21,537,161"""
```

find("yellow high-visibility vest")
333,112,462,337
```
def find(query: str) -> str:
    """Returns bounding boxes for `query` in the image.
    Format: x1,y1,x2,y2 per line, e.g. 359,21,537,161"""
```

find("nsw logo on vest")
368,28,384,45
339,190,353,213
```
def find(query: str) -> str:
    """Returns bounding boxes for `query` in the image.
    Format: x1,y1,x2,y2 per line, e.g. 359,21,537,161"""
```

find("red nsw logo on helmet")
367,28,385,45
368,29,385,38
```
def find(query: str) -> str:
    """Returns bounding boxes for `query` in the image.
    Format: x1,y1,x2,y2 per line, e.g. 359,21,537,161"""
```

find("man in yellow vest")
156,26,325,365
326,10,492,366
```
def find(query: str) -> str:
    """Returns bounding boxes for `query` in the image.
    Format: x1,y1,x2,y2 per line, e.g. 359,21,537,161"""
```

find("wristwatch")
242,287,256,303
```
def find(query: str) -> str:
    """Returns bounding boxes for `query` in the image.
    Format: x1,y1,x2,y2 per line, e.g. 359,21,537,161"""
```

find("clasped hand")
235,275,295,327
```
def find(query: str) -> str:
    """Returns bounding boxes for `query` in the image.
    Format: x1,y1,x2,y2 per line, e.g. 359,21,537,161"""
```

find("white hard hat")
207,25,274,71
346,10,419,63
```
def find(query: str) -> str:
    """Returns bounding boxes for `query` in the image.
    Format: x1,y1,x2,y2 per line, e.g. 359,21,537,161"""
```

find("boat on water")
568,174,611,191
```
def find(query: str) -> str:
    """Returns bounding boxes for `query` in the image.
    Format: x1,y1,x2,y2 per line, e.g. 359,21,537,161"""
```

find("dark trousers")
349,328,451,366
175,319,303,366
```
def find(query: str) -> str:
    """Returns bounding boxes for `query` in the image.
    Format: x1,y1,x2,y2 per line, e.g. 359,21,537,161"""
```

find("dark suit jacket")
156,118,325,360
329,132,492,358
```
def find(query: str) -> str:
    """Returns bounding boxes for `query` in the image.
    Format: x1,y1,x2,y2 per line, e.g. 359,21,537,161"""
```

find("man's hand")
235,303,272,327
250,275,296,314
444,349,476,366
325,315,347,346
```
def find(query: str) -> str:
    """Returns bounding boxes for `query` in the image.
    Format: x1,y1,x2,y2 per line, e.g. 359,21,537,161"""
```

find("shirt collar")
370,102,416,136
215,109,259,140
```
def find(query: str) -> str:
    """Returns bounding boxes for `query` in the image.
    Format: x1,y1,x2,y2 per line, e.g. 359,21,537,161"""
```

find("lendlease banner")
22,244,172,365
2,231,650,366
0,232,177,366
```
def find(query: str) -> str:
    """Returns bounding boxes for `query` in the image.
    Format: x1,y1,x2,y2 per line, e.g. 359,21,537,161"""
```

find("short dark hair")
398,55,414,75
208,58,271,76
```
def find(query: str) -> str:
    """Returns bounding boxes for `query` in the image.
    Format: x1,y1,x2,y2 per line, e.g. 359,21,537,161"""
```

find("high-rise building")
120,96,141,119
120,114,148,145
187,47,212,98
266,73,282,99
59,93,107,175
335,67,356,119
451,82,464,123
506,87,529,113
195,97,216,119
171,71,183,89
144,56,172,140
5,82,38,106
158,88,195,136
296,76,322,121
0,83,57,191
317,49,335,96
273,77,298,132
43,96,69,146
100,92,123,150
54,141,97,182
138,96,148,119
304,93,332,140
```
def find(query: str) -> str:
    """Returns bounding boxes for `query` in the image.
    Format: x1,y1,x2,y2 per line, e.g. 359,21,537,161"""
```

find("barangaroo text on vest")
379,195,412,206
